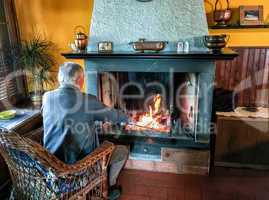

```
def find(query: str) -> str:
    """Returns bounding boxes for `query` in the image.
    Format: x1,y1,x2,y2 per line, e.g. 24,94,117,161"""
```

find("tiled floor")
118,167,269,200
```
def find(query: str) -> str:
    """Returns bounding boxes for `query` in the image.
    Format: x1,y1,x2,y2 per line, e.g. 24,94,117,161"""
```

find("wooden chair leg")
103,175,109,200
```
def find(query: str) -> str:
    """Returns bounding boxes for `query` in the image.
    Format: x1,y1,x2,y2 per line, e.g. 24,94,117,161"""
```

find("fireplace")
63,51,237,176
62,0,238,174
84,56,219,157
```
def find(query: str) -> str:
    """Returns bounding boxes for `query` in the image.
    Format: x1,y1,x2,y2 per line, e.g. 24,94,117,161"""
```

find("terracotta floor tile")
146,186,167,198
120,195,150,200
134,185,150,196
149,197,168,200
122,184,136,195
118,168,269,200
167,189,185,200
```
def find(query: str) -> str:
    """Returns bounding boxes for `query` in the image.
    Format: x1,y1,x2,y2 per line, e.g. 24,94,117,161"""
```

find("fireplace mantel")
62,49,238,60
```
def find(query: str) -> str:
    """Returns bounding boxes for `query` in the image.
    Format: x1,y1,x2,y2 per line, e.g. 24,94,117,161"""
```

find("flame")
126,94,171,133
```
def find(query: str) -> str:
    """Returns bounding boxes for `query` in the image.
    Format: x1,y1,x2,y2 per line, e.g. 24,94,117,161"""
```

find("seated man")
42,62,128,198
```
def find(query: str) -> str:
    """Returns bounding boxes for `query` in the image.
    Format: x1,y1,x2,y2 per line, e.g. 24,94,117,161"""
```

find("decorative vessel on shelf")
204,34,229,53
129,39,168,53
73,25,88,51
214,0,232,27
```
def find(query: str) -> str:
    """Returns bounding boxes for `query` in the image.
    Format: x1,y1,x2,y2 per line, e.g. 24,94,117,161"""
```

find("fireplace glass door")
98,72,199,140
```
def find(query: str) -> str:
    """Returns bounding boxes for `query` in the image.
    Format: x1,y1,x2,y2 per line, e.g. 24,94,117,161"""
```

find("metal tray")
129,39,167,52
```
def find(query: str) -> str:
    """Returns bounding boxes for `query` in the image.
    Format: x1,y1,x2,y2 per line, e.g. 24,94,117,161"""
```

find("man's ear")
77,72,85,89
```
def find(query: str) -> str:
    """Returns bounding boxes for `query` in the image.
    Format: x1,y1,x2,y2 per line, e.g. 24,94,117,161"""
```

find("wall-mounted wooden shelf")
209,24,269,29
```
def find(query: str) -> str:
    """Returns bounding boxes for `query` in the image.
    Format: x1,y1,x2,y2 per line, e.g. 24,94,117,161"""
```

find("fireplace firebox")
99,71,199,138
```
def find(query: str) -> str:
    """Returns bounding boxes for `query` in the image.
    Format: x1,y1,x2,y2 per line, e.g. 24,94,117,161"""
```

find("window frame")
0,0,27,110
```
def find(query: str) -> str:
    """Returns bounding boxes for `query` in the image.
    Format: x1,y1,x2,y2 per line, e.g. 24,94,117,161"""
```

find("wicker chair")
0,128,115,200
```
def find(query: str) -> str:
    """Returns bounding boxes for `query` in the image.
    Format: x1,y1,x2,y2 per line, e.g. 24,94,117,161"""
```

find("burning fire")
126,94,171,133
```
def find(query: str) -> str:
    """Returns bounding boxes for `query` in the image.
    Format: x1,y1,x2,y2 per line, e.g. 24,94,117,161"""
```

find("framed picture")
240,6,264,26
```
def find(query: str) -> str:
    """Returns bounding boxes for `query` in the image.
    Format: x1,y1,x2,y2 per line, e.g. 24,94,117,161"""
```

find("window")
0,0,25,103
0,50,18,101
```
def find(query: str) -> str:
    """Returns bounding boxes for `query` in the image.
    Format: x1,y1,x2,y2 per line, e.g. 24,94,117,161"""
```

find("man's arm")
87,95,128,124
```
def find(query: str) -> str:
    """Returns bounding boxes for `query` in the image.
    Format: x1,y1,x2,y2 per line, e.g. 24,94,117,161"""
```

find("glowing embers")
126,94,171,133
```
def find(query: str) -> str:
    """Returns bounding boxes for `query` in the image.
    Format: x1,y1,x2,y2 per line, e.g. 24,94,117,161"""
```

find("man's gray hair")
58,62,83,86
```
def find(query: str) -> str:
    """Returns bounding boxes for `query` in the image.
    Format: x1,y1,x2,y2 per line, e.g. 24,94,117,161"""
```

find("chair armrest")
48,142,115,199
2,131,115,199
56,141,115,176
24,136,115,177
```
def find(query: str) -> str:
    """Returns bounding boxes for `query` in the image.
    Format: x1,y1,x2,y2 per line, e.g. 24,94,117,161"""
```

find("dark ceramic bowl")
204,35,228,43
204,35,229,53
205,42,226,48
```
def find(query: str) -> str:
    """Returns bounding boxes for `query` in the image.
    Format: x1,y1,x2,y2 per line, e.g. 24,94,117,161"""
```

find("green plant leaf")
20,34,57,93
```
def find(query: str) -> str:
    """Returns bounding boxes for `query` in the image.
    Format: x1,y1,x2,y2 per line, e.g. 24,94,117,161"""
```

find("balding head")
58,62,84,89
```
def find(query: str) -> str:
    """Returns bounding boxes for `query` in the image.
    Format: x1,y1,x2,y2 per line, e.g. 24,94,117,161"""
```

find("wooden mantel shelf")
62,49,238,60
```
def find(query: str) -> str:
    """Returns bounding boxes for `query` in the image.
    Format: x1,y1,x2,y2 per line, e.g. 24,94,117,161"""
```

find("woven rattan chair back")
0,128,115,200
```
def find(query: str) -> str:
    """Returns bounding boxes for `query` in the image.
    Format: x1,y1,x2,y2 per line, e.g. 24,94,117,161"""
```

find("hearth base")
125,148,210,175
100,133,211,175
99,133,209,155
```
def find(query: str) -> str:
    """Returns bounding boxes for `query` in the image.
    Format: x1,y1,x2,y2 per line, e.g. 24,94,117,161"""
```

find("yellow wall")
205,0,269,47
14,0,269,73
15,0,94,70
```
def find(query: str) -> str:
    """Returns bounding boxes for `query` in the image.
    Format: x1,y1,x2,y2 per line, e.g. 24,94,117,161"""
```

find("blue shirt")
42,84,127,164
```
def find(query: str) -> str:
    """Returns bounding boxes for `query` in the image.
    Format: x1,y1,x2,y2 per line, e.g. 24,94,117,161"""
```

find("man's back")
42,84,127,164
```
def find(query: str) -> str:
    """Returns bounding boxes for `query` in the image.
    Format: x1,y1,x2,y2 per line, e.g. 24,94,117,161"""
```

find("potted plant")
20,35,56,106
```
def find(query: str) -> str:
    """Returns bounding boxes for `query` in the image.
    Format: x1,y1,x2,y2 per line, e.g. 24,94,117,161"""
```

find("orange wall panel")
15,0,94,68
